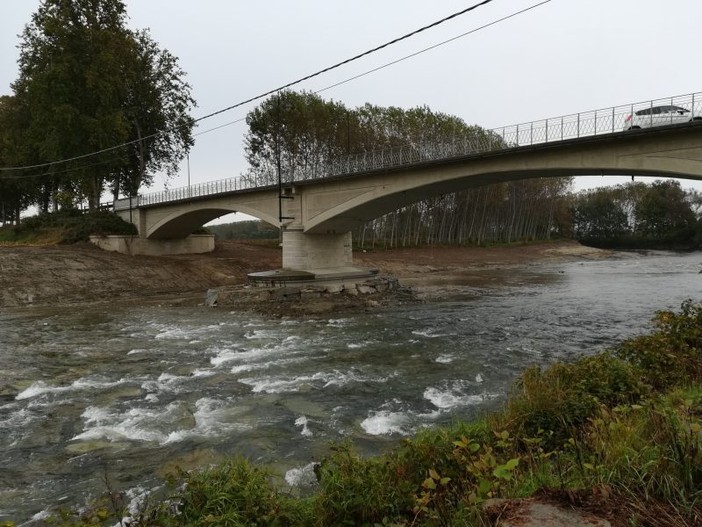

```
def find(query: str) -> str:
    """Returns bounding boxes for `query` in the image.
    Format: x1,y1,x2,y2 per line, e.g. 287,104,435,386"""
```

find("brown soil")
0,240,612,309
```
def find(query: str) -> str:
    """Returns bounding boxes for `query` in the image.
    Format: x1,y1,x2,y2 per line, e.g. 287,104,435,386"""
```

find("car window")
636,108,651,116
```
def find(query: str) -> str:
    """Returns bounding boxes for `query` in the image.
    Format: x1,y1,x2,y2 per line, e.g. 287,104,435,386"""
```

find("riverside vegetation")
4,300,701,527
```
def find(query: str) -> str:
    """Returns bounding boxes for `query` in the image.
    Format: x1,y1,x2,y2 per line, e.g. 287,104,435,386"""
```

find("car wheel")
691,117,702,121
627,126,641,130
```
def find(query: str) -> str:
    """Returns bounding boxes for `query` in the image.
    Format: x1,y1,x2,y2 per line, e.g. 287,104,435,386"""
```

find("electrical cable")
0,0,500,174
1,0,556,184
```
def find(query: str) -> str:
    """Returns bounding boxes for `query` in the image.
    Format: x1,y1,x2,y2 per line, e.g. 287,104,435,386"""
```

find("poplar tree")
10,0,195,210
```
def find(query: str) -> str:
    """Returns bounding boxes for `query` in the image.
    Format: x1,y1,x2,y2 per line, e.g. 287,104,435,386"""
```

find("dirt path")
0,240,611,309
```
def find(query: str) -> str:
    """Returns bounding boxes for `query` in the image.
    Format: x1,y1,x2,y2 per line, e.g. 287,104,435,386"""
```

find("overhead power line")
187,0,553,144
192,0,499,124
0,0,500,174
2,0,558,183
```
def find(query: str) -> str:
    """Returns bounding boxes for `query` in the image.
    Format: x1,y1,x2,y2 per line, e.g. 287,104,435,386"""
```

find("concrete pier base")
90,234,215,256
281,229,353,270
248,266,378,287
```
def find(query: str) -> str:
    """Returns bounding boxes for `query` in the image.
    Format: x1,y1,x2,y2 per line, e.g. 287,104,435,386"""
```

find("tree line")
242,91,702,250
0,0,195,224
572,180,702,250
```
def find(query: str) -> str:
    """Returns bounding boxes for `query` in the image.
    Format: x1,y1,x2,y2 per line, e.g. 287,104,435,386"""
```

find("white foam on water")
16,377,127,401
347,340,375,349
192,368,217,378
165,397,251,443
475,373,484,383
154,326,196,340
72,405,172,443
285,462,319,487
72,397,247,445
423,386,497,410
230,356,305,374
15,381,67,400
435,354,454,363
244,328,283,340
294,416,313,437
411,329,450,338
361,410,413,436
326,318,351,327
210,338,302,368
0,408,37,446
240,369,390,394
127,348,149,355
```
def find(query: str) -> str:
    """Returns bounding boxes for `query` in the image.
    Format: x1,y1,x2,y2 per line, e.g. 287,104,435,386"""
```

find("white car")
624,105,700,129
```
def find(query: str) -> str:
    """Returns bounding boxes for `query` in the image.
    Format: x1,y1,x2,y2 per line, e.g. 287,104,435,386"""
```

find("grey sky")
2,0,701,199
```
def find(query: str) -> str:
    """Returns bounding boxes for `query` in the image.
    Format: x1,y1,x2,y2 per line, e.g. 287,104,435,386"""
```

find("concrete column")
282,228,353,270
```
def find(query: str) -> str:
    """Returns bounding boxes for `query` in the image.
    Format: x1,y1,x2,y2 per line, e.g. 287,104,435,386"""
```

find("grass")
10,300,702,527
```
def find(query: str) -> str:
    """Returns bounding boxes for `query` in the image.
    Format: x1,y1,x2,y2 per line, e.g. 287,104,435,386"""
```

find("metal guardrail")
115,91,702,211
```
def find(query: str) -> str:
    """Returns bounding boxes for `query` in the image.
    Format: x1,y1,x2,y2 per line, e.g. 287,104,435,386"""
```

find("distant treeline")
572,180,702,250
356,177,573,249
206,220,279,240
207,179,702,251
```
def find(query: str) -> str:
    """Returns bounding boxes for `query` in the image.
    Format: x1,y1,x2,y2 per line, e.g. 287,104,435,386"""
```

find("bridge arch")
144,196,280,239
302,128,702,233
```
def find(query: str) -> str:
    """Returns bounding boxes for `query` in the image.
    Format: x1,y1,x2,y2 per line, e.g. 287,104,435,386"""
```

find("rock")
205,288,219,307
356,285,376,295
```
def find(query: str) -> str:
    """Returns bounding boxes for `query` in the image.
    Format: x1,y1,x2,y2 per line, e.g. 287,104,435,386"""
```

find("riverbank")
0,240,612,309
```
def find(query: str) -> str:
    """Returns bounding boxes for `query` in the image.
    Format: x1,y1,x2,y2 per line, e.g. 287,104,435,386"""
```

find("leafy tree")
110,29,196,199
244,90,350,185
0,96,35,224
572,187,630,242
572,180,700,249
634,180,696,244
244,91,571,246
10,0,195,210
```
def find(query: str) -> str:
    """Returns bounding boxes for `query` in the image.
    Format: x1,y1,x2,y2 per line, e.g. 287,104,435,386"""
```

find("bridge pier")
248,228,377,285
281,228,352,269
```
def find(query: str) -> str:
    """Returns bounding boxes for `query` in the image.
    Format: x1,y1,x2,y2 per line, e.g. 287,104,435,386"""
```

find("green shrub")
11,209,137,244
150,458,308,527
498,353,646,450
313,443,415,526
616,300,702,390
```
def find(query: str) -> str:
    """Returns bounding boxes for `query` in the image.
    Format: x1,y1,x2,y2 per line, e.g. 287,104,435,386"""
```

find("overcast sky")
2,0,701,201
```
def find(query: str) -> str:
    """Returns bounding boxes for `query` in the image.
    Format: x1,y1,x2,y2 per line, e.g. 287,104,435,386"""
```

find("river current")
1,251,701,522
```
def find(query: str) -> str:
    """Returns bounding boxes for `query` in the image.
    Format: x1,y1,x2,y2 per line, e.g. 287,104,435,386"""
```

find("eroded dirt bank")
0,240,612,310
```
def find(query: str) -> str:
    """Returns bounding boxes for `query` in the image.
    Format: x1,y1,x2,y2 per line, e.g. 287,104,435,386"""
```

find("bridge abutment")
90,234,215,255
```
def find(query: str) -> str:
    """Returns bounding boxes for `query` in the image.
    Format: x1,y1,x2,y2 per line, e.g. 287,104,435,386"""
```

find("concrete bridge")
110,94,702,279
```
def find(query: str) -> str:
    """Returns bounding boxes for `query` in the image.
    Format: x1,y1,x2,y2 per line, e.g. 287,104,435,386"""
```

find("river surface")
1,251,701,523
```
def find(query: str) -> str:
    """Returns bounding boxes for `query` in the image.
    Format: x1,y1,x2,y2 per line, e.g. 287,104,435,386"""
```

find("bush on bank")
14,300,702,527
0,209,137,244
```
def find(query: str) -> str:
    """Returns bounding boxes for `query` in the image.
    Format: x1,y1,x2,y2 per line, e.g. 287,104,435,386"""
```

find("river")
1,250,700,523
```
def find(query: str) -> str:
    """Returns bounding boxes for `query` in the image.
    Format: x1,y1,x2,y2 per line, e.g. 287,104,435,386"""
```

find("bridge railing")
121,91,701,210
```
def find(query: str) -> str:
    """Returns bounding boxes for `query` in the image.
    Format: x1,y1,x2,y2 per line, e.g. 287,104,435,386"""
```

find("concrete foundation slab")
248,266,378,287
